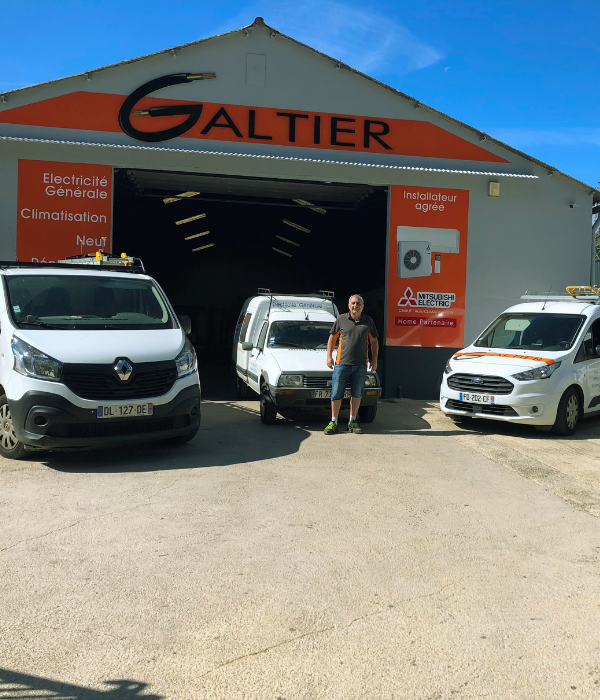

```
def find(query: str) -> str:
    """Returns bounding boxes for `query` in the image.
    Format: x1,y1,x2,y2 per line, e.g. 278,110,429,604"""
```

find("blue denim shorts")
331,364,368,401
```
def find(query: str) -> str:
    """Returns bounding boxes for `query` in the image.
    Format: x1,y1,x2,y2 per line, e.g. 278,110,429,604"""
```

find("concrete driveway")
2,400,600,700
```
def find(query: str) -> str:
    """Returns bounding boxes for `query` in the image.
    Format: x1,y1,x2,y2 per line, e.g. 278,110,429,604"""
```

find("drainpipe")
593,214,600,286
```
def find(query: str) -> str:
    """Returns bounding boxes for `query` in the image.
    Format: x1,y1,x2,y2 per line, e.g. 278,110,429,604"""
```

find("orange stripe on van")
453,352,556,365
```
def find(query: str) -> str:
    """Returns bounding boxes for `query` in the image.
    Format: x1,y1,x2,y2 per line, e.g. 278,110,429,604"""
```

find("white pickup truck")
233,291,381,424
440,288,600,435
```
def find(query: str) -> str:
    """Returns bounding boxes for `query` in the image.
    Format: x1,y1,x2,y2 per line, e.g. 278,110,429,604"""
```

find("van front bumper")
439,383,560,426
272,387,381,409
9,384,201,450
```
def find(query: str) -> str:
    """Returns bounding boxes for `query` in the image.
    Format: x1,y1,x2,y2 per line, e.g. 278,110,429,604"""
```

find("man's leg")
331,399,342,419
325,365,349,434
348,366,367,433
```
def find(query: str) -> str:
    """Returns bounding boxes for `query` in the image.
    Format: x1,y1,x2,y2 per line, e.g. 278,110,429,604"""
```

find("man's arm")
327,334,338,369
369,337,379,373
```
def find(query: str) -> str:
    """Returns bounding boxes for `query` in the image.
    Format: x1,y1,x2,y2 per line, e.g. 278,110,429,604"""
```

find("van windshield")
268,321,331,349
474,313,584,351
6,275,175,330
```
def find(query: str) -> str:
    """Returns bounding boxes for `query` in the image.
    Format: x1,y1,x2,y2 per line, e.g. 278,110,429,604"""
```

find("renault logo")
471,377,484,384
114,359,133,382
327,380,332,387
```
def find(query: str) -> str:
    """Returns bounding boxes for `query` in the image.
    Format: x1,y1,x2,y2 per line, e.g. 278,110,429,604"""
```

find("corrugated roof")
0,16,597,202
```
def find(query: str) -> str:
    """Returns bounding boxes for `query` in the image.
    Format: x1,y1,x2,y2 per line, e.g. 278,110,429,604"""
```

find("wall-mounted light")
488,181,500,197
276,235,300,247
185,231,210,240
171,49,178,59
0,95,8,104
192,243,214,252
86,73,92,82
272,247,292,257
569,203,579,209
176,213,206,225
283,219,310,233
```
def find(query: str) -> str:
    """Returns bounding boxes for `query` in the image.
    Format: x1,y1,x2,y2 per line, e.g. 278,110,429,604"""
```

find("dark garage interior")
112,168,388,397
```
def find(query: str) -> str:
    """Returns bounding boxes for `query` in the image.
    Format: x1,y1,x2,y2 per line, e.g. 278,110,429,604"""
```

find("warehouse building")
0,17,598,398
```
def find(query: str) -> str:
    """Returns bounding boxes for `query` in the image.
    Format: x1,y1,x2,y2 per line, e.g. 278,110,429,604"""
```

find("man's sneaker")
348,422,362,434
324,421,339,435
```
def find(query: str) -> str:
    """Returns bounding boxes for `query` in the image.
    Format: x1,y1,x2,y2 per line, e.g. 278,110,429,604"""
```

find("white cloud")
217,0,443,75
490,128,600,148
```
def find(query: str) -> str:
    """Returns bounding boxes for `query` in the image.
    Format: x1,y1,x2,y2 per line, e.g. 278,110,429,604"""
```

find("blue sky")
2,0,598,187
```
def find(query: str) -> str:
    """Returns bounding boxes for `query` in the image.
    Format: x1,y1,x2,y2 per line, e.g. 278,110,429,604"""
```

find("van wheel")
358,403,378,423
236,376,255,400
260,385,278,425
0,396,27,460
552,387,581,436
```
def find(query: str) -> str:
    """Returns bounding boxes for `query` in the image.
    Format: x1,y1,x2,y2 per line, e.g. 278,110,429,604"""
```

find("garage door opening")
112,169,388,398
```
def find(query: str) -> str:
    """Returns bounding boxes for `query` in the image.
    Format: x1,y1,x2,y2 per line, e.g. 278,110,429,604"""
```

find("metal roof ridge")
0,135,539,178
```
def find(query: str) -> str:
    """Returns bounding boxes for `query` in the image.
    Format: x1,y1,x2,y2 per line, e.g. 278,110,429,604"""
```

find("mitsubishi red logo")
398,287,417,307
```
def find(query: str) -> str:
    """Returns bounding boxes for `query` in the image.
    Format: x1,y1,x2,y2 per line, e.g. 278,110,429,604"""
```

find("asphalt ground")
2,400,600,699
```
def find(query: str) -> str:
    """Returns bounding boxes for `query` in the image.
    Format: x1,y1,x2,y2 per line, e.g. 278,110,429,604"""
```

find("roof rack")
521,289,600,305
257,288,335,299
0,252,146,274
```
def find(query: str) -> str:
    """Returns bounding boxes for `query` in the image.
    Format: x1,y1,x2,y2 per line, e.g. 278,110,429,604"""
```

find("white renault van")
0,255,200,459
440,288,600,435
233,290,381,424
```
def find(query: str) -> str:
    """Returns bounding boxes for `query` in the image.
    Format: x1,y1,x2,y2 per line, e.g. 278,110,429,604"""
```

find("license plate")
459,392,495,404
311,390,351,399
97,403,154,418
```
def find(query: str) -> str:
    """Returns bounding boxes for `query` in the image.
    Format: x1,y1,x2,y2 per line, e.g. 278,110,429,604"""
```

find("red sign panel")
0,91,509,163
17,160,112,262
386,185,469,348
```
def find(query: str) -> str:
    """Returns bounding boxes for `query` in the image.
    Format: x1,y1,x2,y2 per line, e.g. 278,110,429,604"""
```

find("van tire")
236,376,255,400
552,387,581,436
0,395,27,460
358,403,378,423
260,385,277,425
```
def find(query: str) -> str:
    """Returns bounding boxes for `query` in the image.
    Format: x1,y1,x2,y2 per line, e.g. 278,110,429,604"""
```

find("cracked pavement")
2,399,600,699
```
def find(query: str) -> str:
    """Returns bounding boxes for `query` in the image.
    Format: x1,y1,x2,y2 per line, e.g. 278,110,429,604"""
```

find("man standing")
324,294,378,434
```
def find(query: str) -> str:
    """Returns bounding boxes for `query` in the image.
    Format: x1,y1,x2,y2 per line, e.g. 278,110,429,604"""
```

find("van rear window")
475,313,584,351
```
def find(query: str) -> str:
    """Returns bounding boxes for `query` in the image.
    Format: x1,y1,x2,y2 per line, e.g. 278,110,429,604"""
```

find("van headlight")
12,336,62,382
278,374,303,387
174,339,197,377
444,359,454,374
512,362,561,381
364,374,378,386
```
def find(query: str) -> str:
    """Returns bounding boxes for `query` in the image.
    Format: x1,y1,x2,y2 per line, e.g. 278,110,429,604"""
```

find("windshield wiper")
270,342,303,348
18,319,68,330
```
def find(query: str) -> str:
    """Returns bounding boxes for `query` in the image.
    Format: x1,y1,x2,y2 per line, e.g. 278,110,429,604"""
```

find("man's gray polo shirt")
330,313,378,366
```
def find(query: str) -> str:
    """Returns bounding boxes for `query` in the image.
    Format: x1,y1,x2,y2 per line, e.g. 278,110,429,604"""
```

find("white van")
440,288,600,435
0,255,200,459
233,290,381,424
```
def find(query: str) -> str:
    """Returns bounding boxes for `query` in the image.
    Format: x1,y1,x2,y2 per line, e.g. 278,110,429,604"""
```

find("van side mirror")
241,341,253,351
595,345,600,356
178,314,191,335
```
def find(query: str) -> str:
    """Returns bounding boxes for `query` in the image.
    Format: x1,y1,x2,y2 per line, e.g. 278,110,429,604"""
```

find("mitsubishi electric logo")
114,359,133,382
398,287,456,309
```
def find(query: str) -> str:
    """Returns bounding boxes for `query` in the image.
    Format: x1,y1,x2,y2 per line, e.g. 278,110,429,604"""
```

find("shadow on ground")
41,400,310,473
0,667,161,699
454,408,600,442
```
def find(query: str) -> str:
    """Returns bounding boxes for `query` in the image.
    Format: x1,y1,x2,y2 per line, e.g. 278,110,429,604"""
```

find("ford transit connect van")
440,288,600,435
